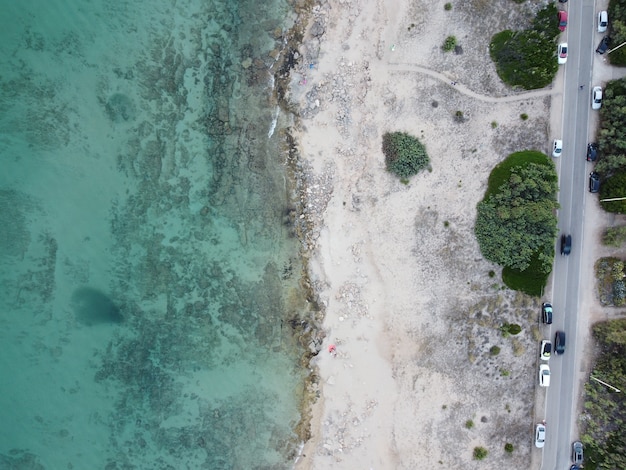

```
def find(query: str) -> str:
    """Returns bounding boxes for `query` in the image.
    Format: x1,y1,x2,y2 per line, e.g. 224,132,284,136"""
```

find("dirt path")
388,62,557,103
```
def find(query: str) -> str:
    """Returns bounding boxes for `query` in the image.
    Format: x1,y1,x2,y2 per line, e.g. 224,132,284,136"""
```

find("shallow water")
0,1,311,468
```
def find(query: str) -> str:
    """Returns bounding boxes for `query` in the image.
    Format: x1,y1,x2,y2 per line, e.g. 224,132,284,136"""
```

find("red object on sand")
328,344,336,353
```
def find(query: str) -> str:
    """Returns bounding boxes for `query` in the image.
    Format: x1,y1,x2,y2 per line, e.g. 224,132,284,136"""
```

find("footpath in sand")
289,0,626,469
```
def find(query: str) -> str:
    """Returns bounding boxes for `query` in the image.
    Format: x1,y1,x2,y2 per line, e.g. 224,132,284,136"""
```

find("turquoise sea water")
0,1,311,468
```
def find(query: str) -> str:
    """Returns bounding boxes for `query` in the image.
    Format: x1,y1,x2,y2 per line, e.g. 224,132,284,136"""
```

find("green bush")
382,132,430,179
489,345,501,356
473,447,488,460
603,226,626,246
520,113,528,120
475,151,559,294
444,2,452,10
489,4,560,89
607,1,626,66
504,443,514,453
465,419,474,429
442,35,457,52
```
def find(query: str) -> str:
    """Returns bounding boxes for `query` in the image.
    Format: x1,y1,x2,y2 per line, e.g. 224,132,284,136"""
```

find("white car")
558,43,568,64
540,340,552,360
553,139,563,157
539,364,551,387
592,86,603,110
598,11,608,33
535,423,546,448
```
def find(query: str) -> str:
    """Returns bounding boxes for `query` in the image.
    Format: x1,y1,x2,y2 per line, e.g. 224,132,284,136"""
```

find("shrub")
504,443,514,453
443,36,457,52
500,323,522,336
473,447,488,460
520,113,528,120
454,110,465,122
489,345,501,356
491,121,498,128
382,132,430,179
603,226,626,247
465,419,474,429
444,2,452,10
489,4,560,89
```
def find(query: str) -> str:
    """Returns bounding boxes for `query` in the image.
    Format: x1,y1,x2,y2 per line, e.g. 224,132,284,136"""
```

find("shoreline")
279,1,558,468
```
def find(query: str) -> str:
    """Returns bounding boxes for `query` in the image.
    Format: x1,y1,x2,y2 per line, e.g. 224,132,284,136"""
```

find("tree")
475,156,559,273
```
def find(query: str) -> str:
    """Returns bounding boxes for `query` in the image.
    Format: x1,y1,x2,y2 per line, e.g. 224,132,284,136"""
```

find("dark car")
596,36,611,54
570,466,581,470
590,172,600,193
558,0,567,3
572,441,583,464
555,331,566,355
542,302,553,324
561,234,572,255
587,142,598,161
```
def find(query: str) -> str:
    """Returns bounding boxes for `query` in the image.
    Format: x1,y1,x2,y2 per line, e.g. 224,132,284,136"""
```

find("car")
535,423,546,448
590,171,600,193
598,11,608,33
570,466,581,470
587,142,598,161
553,139,563,157
572,441,584,464
540,340,552,360
561,234,572,255
558,0,567,2
539,364,551,387
592,86,603,110
558,11,568,31
542,302,553,324
558,43,568,64
596,36,611,54
555,331,566,354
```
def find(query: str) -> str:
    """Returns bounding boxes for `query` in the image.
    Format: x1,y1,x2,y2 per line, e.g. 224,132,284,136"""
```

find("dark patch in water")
71,287,123,325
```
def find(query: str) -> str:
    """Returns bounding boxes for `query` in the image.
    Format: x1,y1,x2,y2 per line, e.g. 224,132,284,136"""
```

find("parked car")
572,441,584,464
555,331,566,354
596,36,611,54
587,142,598,161
540,340,552,360
535,423,546,448
553,139,563,157
542,302,553,324
598,11,608,33
558,11,568,31
561,234,572,255
592,86,603,110
539,364,551,387
558,43,568,64
589,171,600,193
570,466,581,470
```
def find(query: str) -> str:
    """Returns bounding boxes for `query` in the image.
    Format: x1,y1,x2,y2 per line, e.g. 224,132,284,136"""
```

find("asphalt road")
541,1,596,469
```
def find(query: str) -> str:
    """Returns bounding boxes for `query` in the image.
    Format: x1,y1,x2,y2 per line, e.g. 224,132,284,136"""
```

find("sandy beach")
283,0,626,469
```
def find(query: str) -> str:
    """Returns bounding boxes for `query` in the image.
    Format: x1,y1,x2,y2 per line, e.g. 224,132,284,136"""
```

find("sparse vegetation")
520,113,528,120
475,151,559,296
504,443,514,453
581,319,626,468
603,226,626,246
473,446,488,460
595,257,626,306
491,121,498,128
443,35,457,52
489,4,560,89
382,132,430,179
489,345,501,356
500,369,510,377
444,2,452,11
455,110,465,122
465,419,474,429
